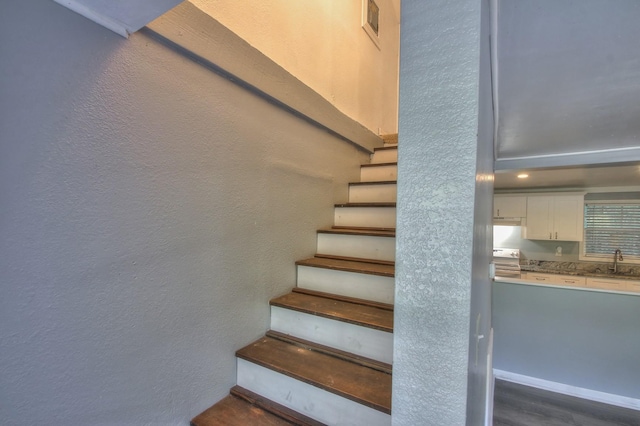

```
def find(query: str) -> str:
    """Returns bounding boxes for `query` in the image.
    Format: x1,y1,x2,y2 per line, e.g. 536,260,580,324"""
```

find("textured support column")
393,0,492,424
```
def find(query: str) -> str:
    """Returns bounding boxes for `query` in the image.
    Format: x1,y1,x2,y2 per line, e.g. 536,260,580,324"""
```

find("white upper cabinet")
494,195,527,218
525,195,584,241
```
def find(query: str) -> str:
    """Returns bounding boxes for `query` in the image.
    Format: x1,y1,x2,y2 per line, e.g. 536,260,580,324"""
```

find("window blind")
584,202,640,258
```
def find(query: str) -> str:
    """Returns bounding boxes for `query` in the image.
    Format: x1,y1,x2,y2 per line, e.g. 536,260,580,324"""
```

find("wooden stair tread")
270,291,393,332
292,288,394,311
267,330,392,374
360,162,397,168
191,385,323,426
236,336,392,414
349,180,396,186
334,202,396,208
296,256,394,277
314,254,394,266
331,225,396,234
318,227,395,236
381,134,398,145
373,146,397,152
191,394,297,426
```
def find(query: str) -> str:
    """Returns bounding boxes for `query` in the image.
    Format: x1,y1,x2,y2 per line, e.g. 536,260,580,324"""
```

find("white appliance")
492,248,521,279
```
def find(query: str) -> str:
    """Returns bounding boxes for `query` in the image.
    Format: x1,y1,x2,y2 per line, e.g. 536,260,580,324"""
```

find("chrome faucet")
609,249,623,273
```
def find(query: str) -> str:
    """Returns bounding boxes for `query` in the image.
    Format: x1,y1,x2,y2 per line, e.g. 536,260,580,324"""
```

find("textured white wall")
393,0,485,424
189,0,400,135
0,1,367,424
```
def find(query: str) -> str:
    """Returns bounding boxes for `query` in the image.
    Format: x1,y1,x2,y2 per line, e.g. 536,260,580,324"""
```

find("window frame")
579,199,640,265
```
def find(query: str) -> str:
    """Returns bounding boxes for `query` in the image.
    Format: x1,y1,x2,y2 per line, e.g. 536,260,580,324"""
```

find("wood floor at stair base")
297,266,395,304
316,233,395,262
237,359,392,426
270,306,393,364
334,206,396,229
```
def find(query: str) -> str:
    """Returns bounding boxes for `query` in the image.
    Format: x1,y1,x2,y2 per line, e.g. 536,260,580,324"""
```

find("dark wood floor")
493,380,640,426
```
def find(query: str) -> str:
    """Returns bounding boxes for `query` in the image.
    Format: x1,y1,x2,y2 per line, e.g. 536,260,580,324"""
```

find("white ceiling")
494,0,640,177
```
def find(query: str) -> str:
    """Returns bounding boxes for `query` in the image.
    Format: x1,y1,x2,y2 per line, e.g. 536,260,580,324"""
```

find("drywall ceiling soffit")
53,0,184,37
495,163,640,190
494,0,640,170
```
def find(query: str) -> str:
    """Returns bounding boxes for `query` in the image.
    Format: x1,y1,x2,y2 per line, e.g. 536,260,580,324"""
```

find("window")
362,0,381,49
583,200,640,260
367,0,380,35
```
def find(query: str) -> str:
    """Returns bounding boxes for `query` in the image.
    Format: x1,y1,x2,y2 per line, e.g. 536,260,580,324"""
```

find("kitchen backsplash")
494,225,581,261
521,259,640,278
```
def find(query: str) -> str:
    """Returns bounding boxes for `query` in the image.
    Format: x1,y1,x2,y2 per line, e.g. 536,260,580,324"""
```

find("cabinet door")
526,273,556,284
586,277,628,291
626,281,640,293
556,276,586,287
525,197,552,240
553,196,584,241
494,196,527,218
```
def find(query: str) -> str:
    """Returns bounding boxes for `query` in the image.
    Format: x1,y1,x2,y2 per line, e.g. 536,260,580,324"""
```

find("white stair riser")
316,233,395,262
334,207,396,229
371,149,398,164
349,184,397,203
361,165,397,182
270,306,393,364
237,359,391,426
297,266,394,304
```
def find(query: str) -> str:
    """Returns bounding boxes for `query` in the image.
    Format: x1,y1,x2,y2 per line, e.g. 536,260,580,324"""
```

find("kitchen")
491,164,640,412
484,0,640,418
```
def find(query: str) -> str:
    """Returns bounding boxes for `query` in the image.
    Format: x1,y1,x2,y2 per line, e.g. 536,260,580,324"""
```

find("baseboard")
493,369,640,411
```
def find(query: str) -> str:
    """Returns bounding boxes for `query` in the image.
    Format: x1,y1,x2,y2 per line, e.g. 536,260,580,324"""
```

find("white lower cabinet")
521,273,640,292
524,272,585,286
586,277,631,292
523,272,557,284
626,281,640,293
555,276,586,287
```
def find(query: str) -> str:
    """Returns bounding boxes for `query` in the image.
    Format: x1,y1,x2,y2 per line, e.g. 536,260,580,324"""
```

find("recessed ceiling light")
517,173,529,179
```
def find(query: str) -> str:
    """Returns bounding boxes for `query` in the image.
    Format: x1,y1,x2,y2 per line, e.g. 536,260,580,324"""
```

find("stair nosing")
270,291,393,332
348,180,397,186
266,330,393,375
229,385,325,426
360,162,397,168
296,257,394,277
334,202,396,208
314,253,395,266
331,225,396,232
318,227,395,236
292,287,394,311
373,146,398,152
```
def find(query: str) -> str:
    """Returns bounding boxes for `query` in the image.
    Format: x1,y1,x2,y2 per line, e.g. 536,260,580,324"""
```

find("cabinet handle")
497,209,500,217
555,232,558,239
549,232,552,239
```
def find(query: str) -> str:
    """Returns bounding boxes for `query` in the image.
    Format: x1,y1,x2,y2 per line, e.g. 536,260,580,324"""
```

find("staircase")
192,139,398,425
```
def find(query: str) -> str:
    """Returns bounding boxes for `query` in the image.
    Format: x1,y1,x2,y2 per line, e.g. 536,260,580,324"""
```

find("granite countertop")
520,260,640,281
